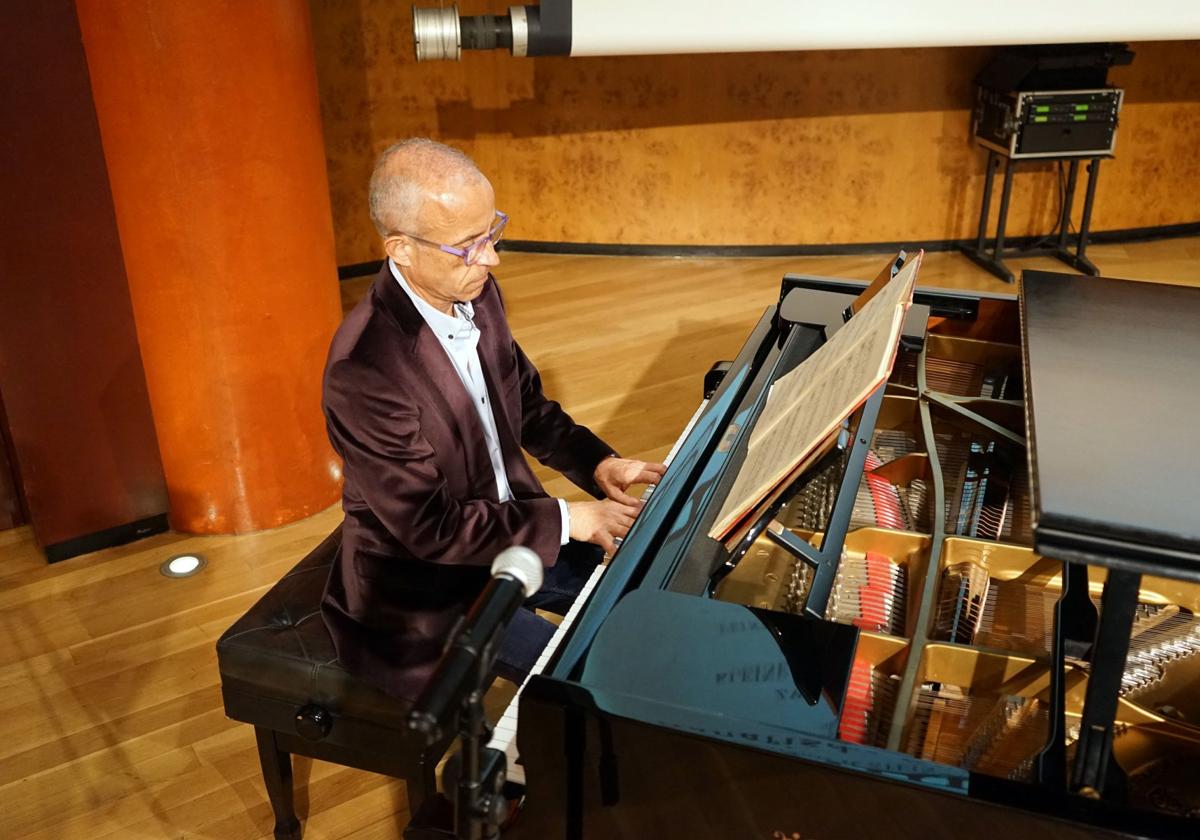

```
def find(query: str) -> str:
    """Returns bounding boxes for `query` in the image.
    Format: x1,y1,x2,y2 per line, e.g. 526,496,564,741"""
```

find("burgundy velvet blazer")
320,266,613,701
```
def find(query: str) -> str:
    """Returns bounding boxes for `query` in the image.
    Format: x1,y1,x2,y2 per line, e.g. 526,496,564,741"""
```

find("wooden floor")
4,237,1200,839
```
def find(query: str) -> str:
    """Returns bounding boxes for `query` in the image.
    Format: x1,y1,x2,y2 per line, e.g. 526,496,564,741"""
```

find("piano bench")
215,526,453,840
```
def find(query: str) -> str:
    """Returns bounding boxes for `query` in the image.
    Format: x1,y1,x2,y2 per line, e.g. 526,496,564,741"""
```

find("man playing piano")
320,138,665,701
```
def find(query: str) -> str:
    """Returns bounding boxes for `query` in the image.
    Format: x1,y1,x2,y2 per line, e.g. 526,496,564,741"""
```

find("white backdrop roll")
569,1,1200,56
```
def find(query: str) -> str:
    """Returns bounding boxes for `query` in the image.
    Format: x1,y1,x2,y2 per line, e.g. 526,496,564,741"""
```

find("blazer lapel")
371,268,490,486
473,286,542,496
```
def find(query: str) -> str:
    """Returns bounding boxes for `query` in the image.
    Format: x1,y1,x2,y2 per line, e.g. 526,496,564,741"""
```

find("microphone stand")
454,635,509,840
408,547,542,839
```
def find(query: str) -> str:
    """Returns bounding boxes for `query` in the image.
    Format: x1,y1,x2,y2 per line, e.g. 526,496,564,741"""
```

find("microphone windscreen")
491,546,544,598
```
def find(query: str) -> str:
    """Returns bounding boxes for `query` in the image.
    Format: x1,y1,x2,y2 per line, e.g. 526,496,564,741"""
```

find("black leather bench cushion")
216,526,410,731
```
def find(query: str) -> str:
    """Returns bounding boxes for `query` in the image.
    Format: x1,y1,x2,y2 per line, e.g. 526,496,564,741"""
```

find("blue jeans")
493,539,603,684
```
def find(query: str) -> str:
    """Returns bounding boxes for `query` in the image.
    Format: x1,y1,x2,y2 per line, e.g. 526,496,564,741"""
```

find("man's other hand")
568,499,640,554
593,457,667,506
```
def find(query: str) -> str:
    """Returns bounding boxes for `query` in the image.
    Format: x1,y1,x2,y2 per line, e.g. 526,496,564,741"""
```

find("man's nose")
479,238,501,268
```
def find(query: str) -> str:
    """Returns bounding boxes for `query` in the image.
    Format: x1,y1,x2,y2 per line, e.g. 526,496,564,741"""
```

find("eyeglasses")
392,211,508,266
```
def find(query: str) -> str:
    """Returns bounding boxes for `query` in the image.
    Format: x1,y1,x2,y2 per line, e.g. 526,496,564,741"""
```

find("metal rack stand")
962,149,1105,283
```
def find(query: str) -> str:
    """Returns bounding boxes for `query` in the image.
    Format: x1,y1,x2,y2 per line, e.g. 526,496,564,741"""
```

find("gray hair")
367,138,485,237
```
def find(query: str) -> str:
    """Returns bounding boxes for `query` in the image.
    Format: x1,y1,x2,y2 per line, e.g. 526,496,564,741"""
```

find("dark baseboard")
338,260,385,280
44,512,170,563
336,221,1200,280
1086,220,1200,244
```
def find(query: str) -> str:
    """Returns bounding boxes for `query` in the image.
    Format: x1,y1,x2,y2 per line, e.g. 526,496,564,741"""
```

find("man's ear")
384,236,413,268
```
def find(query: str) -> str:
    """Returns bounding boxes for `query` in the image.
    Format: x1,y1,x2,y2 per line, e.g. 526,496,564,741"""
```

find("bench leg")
401,743,456,838
255,727,303,840
404,742,446,815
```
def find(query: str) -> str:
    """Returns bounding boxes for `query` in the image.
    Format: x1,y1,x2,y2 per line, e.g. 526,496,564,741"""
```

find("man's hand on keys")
567,499,640,554
593,457,667,505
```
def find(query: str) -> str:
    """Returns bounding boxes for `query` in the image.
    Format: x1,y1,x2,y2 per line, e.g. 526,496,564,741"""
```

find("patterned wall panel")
311,1,1200,266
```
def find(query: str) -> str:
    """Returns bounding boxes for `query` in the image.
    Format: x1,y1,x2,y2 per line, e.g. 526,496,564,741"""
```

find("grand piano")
504,262,1200,839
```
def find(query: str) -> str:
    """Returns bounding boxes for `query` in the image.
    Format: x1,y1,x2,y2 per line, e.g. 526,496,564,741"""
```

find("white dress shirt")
390,260,570,545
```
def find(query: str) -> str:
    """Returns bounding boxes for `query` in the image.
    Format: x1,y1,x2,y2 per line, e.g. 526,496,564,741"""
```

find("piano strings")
861,450,908,530
936,431,1025,542
828,550,907,636
934,559,993,646
924,353,1022,400
933,553,1200,713
954,441,1011,540
780,451,844,534
853,448,930,533
906,684,1049,781
1121,603,1200,698
784,548,908,638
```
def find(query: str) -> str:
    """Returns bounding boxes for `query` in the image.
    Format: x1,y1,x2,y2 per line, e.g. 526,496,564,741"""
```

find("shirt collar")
388,259,474,336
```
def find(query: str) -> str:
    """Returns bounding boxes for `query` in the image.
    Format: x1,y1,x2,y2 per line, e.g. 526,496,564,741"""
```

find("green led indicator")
1035,116,1048,123
1035,105,1050,113
1074,114,1086,121
1075,104,1090,111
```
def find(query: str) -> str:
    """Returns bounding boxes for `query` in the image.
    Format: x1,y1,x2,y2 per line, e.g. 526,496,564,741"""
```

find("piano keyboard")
488,397,709,786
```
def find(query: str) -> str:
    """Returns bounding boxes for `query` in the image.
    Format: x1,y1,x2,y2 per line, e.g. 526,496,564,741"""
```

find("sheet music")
751,255,918,448
710,255,920,541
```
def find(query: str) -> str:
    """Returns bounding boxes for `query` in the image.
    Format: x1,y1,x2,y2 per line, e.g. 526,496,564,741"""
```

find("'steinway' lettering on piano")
664,720,800,747
715,660,790,684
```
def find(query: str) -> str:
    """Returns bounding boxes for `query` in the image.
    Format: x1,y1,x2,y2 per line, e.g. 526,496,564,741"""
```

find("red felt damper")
865,451,906,529
852,585,891,631
838,658,875,744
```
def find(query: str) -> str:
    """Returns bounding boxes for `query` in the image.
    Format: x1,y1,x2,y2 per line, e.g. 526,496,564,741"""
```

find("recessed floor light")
160,553,207,578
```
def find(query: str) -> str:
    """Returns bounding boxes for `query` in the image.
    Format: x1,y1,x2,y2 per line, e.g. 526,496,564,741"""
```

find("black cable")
1065,161,1077,236
1016,161,1067,252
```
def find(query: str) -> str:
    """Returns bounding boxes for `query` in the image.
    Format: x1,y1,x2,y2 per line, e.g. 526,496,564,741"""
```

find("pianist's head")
370,138,502,314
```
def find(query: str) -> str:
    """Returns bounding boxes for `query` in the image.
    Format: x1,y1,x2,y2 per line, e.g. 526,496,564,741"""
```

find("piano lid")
1021,270,1200,580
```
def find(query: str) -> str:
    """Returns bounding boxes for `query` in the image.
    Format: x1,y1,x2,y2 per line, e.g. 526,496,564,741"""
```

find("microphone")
409,547,544,740
489,544,543,598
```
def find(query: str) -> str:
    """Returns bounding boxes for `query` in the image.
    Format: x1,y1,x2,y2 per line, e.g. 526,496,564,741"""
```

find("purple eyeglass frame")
393,211,508,266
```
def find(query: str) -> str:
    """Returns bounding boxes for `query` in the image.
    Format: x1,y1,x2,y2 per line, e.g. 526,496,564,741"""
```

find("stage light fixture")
160,553,207,578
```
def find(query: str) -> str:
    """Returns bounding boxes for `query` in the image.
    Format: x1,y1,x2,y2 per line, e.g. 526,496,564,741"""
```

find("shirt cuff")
557,498,570,546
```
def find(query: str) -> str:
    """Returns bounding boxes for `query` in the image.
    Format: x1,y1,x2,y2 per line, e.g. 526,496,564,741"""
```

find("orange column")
76,0,343,533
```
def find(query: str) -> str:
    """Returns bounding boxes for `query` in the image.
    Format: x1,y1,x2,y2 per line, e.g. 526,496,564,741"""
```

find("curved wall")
311,0,1200,265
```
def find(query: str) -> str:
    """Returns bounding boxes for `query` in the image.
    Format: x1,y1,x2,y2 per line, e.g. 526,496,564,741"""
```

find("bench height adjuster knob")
295,704,333,740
